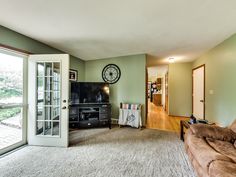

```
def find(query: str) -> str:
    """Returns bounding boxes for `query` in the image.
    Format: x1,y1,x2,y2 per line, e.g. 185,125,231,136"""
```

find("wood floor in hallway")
146,101,189,132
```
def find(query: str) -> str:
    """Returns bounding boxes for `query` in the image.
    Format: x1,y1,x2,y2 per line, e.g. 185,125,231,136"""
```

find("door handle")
62,106,67,109
200,100,204,103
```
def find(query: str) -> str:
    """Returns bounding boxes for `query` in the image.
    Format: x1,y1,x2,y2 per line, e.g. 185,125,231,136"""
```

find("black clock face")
102,64,121,84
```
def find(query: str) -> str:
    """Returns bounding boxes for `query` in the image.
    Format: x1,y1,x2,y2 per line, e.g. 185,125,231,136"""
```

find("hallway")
146,101,189,132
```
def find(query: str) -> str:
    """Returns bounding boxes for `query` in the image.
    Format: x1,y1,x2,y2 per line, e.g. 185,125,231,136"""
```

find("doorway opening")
146,65,171,130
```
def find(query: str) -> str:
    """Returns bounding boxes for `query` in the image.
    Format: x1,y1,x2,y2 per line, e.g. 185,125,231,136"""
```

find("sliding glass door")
0,49,27,155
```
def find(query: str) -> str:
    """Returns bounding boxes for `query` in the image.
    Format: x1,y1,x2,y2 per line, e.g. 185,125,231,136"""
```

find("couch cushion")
206,138,236,163
209,160,236,177
185,131,232,173
229,119,236,133
186,146,209,177
190,124,236,143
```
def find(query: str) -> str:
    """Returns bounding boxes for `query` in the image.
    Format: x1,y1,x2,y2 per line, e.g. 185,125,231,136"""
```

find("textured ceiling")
1,0,236,62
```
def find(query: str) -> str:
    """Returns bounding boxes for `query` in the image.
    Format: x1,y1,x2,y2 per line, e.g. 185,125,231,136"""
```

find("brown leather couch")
185,120,236,177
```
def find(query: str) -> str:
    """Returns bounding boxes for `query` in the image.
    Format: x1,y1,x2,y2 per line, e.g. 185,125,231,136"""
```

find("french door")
28,54,69,147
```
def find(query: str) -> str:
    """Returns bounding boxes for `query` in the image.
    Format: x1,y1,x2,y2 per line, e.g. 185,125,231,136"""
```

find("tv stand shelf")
69,104,111,129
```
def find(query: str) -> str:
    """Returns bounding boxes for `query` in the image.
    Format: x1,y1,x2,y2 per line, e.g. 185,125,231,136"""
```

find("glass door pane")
36,62,61,136
0,52,24,151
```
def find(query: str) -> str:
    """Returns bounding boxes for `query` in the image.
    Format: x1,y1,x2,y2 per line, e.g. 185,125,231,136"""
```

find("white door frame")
192,65,205,119
0,48,28,155
28,54,69,147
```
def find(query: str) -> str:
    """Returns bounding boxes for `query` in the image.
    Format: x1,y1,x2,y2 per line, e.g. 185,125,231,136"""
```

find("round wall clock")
102,64,121,84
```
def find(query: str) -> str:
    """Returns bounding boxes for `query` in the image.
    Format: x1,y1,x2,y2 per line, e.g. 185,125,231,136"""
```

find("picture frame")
69,69,78,81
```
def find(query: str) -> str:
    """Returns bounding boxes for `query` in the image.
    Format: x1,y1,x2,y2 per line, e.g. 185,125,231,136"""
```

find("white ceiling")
1,0,236,62
148,65,168,77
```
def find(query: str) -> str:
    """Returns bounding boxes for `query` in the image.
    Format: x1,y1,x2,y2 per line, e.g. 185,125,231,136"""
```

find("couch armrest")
190,124,236,143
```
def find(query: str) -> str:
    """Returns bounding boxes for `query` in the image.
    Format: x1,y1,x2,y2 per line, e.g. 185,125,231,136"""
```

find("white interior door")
193,66,205,119
28,54,69,147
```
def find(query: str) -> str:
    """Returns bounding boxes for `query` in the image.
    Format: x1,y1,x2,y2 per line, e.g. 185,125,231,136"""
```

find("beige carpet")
0,128,196,177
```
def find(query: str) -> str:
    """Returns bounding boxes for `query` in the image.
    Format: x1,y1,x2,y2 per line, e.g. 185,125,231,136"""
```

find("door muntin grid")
36,62,61,136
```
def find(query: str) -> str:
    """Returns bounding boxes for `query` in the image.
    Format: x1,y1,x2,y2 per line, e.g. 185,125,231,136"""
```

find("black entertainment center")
69,82,111,129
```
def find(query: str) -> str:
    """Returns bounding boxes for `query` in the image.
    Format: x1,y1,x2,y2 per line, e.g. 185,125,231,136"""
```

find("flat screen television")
70,82,109,104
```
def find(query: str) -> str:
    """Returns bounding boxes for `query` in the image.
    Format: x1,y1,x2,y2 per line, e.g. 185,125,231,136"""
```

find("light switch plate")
209,90,214,95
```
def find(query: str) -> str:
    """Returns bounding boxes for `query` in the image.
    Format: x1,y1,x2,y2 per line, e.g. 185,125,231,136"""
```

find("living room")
0,1,236,177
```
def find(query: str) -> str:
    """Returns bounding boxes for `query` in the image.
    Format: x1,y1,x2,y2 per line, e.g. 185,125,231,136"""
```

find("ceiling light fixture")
168,57,175,63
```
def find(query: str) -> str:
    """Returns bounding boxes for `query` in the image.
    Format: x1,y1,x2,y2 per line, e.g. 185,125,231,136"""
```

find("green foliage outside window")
0,71,22,121
0,107,21,121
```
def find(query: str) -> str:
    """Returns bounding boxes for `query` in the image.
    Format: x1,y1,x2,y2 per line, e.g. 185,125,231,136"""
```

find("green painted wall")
0,25,62,54
85,54,146,124
193,34,236,126
168,63,192,117
0,25,85,81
